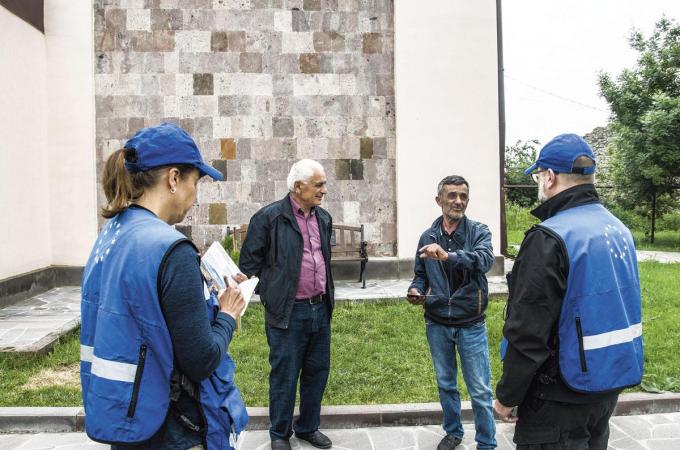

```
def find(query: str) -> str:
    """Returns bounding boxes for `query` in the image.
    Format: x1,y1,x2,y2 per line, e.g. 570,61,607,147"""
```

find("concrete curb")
1,393,679,434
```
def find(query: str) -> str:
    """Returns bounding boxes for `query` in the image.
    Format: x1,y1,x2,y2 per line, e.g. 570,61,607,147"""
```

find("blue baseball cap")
123,122,223,181
524,133,596,175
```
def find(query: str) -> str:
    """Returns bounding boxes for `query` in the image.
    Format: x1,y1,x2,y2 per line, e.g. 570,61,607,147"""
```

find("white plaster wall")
394,0,501,258
0,5,51,279
45,0,97,267
0,2,97,281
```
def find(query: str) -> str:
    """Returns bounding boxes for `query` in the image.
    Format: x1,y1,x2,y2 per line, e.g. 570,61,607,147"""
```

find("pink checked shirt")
290,196,327,299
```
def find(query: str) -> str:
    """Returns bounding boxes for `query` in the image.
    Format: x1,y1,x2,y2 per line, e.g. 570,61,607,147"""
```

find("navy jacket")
410,215,494,327
239,194,334,329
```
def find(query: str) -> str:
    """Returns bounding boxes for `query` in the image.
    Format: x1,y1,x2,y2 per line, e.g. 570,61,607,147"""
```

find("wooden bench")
231,223,368,289
232,224,249,256
330,224,368,289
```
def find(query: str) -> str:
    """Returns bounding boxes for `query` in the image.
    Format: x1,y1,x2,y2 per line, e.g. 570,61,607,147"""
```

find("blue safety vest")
501,203,643,393
80,206,248,447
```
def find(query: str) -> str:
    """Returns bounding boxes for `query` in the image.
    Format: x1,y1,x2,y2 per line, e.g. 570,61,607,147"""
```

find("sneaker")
437,434,462,450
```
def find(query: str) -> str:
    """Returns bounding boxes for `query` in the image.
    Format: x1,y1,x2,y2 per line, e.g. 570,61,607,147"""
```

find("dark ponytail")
100,149,197,219
101,149,133,219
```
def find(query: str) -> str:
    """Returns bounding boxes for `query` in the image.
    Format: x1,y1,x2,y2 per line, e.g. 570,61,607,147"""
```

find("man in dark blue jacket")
239,159,334,450
408,175,496,450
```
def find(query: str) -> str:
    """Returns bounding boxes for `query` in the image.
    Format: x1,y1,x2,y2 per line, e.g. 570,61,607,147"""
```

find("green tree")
505,139,539,207
599,17,680,242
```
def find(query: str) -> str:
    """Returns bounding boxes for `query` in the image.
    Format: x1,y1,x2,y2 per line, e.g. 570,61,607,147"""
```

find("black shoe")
437,434,462,450
271,439,292,450
295,430,332,449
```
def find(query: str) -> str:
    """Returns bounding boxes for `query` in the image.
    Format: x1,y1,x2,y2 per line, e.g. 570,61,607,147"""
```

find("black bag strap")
169,370,204,433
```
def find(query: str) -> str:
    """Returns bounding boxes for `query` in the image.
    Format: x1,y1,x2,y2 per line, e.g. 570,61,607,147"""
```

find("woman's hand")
218,281,245,320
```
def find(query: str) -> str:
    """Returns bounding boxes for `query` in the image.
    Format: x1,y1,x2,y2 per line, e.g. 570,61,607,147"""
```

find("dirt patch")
24,363,80,390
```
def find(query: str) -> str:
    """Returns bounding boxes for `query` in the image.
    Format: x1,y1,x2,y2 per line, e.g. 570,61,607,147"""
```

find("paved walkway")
1,412,679,449
0,287,80,354
636,250,680,264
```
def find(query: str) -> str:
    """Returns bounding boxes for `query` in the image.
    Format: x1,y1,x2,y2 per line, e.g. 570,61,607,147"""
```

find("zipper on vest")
477,289,482,315
127,344,148,418
575,317,588,372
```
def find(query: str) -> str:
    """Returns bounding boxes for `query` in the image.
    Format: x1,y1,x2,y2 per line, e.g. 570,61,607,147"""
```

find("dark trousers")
514,394,619,450
265,301,331,441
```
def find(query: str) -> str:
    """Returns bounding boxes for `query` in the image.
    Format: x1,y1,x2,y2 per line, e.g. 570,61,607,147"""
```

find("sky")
503,0,680,147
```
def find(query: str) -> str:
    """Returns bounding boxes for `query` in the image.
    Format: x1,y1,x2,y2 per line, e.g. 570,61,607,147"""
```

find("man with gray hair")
239,159,334,450
407,175,496,450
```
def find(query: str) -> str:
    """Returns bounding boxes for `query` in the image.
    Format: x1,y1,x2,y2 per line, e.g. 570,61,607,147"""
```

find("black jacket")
238,194,334,329
496,184,620,406
409,215,494,327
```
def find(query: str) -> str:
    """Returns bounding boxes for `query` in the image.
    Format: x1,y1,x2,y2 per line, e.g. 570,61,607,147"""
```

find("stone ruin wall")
94,0,396,255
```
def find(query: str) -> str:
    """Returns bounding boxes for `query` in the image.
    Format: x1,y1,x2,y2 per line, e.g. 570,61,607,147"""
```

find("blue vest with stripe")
80,206,248,447
541,203,643,392
500,203,644,392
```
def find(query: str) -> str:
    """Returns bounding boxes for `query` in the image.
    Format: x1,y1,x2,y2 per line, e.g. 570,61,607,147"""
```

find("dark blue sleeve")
409,234,429,294
159,241,236,383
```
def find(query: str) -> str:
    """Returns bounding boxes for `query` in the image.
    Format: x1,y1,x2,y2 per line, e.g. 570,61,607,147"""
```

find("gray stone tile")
495,423,517,450
645,414,673,425
365,427,416,450
609,421,629,442
320,428,373,450
414,425,445,449
645,438,680,450
8,432,107,449
0,287,80,354
235,429,270,450
611,416,654,440
0,434,32,448
3,416,680,450
608,436,648,450
652,423,680,439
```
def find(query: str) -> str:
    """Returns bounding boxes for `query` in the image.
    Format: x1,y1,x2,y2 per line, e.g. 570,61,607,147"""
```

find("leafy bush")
505,201,539,249
608,205,648,232
658,213,680,232
220,233,240,264
505,140,539,207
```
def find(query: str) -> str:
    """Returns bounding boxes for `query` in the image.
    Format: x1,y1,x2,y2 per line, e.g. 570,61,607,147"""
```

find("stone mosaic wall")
94,0,396,255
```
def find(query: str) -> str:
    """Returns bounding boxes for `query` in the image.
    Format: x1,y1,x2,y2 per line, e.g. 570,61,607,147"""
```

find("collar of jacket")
531,183,600,222
280,193,303,235
280,193,329,234
429,215,468,244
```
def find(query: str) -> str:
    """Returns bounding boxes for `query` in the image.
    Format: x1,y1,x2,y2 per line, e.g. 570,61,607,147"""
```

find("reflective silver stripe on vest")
582,323,642,351
80,345,137,383
80,345,94,362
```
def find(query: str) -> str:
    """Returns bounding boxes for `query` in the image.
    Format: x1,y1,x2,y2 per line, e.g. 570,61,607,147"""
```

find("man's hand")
218,282,245,320
494,399,518,423
418,243,449,261
407,288,426,305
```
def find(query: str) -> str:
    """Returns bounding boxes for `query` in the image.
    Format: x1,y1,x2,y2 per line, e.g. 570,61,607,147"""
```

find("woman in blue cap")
80,123,249,449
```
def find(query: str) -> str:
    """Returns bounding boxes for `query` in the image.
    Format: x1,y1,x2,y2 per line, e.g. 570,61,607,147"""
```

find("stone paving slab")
0,287,80,354
636,250,680,264
3,394,680,435
3,414,680,449
332,276,508,302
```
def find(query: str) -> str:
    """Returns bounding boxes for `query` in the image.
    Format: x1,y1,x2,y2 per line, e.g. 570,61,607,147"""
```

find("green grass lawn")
633,230,680,253
505,202,680,254
1,261,678,407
